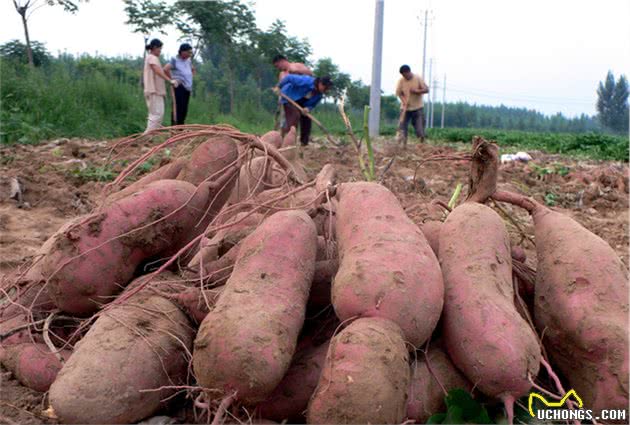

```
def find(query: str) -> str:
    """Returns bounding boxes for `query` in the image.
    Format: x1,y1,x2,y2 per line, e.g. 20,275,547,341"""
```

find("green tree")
346,79,370,109
0,39,50,66
313,57,350,101
611,75,629,133
253,20,311,65
597,71,629,133
123,0,172,54
381,95,401,121
597,71,616,129
177,1,257,113
11,0,88,67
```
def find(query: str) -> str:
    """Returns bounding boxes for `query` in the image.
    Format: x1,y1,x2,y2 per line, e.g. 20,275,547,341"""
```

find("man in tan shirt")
395,64,429,144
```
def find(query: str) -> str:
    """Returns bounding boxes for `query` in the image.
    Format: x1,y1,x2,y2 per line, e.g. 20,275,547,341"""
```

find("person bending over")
275,74,333,146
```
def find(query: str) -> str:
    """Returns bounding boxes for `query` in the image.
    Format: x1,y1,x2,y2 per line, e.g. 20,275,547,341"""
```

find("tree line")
4,0,628,136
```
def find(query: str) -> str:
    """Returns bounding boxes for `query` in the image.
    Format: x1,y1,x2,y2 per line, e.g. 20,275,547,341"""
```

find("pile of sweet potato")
0,129,627,425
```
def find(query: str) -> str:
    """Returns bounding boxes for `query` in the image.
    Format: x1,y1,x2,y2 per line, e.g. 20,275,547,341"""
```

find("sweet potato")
187,212,263,272
439,202,541,405
493,190,629,413
198,233,334,288
333,182,443,346
307,317,410,424
49,283,194,424
315,236,336,261
1,343,71,392
1,224,77,353
510,245,527,262
260,130,283,149
313,204,336,239
256,339,330,422
193,210,317,404
281,126,296,148
278,145,298,161
229,156,274,204
106,158,188,205
1,281,55,348
169,287,222,324
194,238,242,286
406,341,472,423
174,137,240,253
419,220,442,257
176,135,239,187
307,259,338,313
269,157,308,187
421,219,528,263
40,179,211,315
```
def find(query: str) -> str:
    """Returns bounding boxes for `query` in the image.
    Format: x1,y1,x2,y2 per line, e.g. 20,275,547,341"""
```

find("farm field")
0,130,627,424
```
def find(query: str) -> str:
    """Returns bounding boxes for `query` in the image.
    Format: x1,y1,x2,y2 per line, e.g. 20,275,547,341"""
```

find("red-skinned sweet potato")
174,137,240,256
307,317,410,424
281,126,296,148
260,130,283,149
170,287,222,324
49,280,194,424
198,232,334,287
40,179,211,315
439,202,541,406
1,343,72,392
421,219,529,263
333,182,443,347
187,212,264,272
106,157,188,205
256,339,330,422
307,259,338,314
419,220,442,257
193,210,317,404
406,341,472,423
176,136,239,187
228,156,274,204
493,190,629,413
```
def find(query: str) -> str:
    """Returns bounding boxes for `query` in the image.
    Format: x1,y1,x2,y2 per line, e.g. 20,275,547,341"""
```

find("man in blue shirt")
275,74,333,146
164,43,195,125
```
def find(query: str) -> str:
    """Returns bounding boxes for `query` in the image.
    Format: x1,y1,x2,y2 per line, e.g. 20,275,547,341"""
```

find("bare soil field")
0,135,627,423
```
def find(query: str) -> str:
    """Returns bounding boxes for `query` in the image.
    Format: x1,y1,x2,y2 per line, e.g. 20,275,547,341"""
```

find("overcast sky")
2,0,629,117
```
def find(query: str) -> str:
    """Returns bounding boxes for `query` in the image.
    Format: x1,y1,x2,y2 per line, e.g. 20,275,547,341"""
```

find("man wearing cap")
395,64,429,144
164,43,196,125
275,74,333,146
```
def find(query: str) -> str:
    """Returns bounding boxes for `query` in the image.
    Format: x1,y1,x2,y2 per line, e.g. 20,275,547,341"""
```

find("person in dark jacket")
275,74,333,146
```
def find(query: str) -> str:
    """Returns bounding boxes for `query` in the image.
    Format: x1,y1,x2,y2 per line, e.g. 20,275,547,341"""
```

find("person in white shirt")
143,38,178,133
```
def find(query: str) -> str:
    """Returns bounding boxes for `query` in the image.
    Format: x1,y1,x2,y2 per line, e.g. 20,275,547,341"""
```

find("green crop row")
426,128,628,161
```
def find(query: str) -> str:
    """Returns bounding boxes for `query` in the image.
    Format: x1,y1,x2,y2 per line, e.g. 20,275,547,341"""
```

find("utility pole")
431,77,437,128
427,58,433,129
441,74,446,128
368,0,384,138
421,10,428,79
